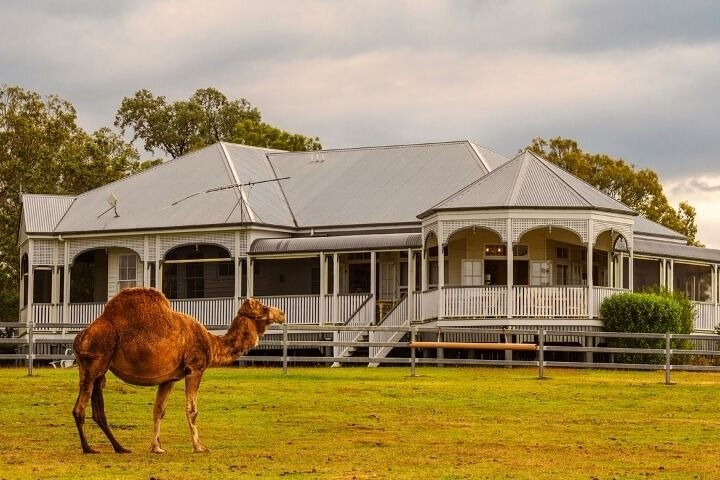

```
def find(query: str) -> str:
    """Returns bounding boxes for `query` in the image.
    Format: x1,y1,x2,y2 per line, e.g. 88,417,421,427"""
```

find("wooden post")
370,251,377,324
333,253,340,323
506,218,513,319
408,249,415,323
246,257,254,297
319,253,326,325
410,326,417,377
27,239,34,376
587,238,594,318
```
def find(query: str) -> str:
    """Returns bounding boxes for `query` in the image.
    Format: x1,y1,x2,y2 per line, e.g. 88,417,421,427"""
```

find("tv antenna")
97,193,120,218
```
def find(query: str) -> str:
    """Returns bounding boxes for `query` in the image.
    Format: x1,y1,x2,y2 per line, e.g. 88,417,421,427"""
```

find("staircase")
368,295,409,367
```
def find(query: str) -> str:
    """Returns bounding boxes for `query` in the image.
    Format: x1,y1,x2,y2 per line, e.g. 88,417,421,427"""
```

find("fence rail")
10,319,720,384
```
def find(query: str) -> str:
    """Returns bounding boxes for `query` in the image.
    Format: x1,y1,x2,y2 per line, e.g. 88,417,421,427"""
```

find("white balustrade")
592,287,627,318
693,302,716,332
513,286,587,318
443,286,507,318
67,302,105,325
255,295,320,325
170,297,235,327
422,289,439,320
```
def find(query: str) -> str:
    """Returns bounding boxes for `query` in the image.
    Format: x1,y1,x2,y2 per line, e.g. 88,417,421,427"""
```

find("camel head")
238,298,286,328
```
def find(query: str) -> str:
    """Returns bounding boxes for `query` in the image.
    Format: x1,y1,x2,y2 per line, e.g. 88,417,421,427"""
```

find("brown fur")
72,287,285,454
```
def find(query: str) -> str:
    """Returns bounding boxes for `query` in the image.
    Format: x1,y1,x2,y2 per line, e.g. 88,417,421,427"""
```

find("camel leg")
73,374,98,454
184,371,208,452
150,381,175,454
91,374,130,454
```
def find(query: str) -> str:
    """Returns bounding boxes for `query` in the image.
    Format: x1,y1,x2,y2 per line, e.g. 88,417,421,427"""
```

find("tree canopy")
115,87,321,157
0,85,154,322
524,137,701,246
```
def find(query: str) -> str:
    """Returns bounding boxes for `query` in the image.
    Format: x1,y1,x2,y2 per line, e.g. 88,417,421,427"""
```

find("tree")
115,87,320,158
231,119,322,151
524,137,702,246
0,85,151,322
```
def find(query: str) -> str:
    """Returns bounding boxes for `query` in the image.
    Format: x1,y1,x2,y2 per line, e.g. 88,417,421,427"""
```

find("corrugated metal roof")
634,216,686,240
635,238,720,263
468,142,510,170
268,141,498,227
222,143,296,226
21,194,75,233
422,151,636,216
251,232,422,254
55,143,294,233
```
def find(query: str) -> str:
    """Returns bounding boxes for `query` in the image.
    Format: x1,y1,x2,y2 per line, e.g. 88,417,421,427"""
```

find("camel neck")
210,316,260,366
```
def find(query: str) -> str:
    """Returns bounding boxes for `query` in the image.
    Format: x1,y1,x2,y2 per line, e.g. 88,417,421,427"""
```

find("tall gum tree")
0,85,152,322
115,87,321,158
524,137,701,246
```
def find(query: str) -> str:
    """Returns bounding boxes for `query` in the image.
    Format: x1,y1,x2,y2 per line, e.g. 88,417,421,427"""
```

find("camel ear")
239,298,262,317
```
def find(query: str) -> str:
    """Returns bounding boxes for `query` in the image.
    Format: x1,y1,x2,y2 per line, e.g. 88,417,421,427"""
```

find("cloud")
666,174,720,248
0,0,718,180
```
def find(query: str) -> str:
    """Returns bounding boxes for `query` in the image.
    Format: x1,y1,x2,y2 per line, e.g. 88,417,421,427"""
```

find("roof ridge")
219,142,257,223
52,197,77,233
265,140,475,156
526,151,594,207
506,153,531,205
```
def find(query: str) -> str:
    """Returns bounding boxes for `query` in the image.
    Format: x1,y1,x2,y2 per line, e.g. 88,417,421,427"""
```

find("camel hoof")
83,448,100,454
150,446,166,454
193,445,210,453
115,447,132,454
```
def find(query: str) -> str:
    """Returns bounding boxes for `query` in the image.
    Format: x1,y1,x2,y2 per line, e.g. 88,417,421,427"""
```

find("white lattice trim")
32,239,55,265
159,231,241,259
442,219,507,243
146,236,157,262
512,218,588,243
69,237,145,263
592,220,632,245
423,222,438,246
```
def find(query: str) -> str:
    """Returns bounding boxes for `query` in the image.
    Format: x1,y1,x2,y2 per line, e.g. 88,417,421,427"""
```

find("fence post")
437,327,444,368
410,326,417,377
538,329,545,379
665,332,672,385
27,320,34,377
282,323,288,376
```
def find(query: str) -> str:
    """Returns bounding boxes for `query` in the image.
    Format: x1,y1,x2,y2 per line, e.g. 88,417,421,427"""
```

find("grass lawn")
1,366,719,479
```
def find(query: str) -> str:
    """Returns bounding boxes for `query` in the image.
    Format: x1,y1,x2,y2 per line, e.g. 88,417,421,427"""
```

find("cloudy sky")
2,0,719,246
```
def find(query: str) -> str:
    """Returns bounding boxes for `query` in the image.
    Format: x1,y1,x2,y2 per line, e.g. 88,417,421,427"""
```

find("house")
18,141,720,359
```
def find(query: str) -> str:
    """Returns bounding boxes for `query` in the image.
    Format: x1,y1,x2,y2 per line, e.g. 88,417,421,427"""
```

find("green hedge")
599,290,694,364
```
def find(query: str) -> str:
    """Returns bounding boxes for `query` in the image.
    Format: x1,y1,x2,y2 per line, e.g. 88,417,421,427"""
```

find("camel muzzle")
270,307,286,324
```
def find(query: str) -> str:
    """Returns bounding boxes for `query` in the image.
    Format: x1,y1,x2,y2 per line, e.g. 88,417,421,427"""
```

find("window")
118,255,137,291
186,264,204,299
556,247,569,259
462,260,483,286
218,262,233,278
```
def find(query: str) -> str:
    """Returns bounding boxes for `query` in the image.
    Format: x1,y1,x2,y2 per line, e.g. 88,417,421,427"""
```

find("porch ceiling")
250,232,422,255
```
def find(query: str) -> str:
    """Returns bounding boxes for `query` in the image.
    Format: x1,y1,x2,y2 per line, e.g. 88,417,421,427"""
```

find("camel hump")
102,287,172,320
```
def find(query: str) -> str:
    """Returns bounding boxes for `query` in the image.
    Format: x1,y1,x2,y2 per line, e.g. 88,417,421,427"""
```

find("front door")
380,262,396,301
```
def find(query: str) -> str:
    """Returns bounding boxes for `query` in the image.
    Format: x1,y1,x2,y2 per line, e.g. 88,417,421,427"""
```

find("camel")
72,287,285,454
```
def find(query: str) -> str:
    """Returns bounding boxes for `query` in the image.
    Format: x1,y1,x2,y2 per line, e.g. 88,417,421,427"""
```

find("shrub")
599,291,692,364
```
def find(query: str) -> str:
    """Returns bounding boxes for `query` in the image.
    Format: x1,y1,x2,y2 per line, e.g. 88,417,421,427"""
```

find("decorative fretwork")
32,239,55,265
69,237,145,264
442,219,508,244
592,220,633,247
423,222,438,248
158,231,241,260
511,218,588,243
